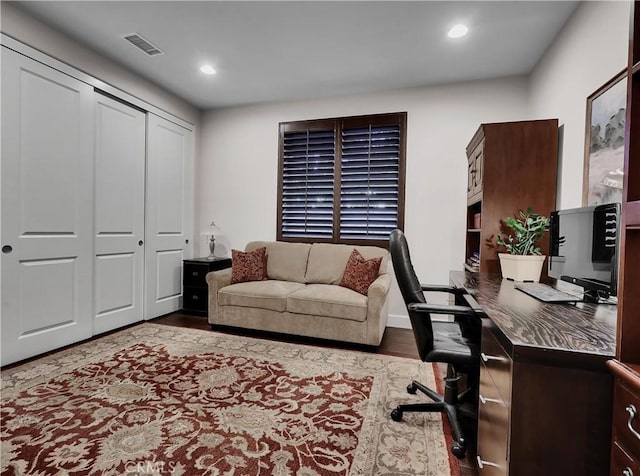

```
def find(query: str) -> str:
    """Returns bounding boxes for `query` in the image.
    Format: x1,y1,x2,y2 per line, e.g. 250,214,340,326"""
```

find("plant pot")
498,253,546,282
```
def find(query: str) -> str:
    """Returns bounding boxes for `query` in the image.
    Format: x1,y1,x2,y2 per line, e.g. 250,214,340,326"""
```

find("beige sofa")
206,241,390,346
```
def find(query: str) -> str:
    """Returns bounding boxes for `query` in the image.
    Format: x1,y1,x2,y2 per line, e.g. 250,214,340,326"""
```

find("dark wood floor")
153,312,479,476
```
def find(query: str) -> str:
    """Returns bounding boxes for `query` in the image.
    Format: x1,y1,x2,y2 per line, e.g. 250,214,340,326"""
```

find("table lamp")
202,221,222,260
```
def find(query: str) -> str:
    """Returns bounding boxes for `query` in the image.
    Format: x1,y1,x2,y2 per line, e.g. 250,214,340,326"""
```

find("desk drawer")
481,327,512,403
611,442,640,476
613,379,640,461
183,286,208,312
477,364,509,475
184,263,210,287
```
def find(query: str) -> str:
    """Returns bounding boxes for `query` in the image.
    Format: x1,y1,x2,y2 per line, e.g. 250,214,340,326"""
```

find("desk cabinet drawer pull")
626,404,640,441
480,352,504,363
479,394,502,405
623,468,633,476
476,455,499,469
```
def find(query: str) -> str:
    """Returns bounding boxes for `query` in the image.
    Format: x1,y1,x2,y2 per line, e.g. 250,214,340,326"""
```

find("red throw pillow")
231,247,268,284
339,249,382,295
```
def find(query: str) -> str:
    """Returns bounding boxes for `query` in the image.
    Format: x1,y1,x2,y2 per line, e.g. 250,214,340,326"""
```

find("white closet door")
93,93,146,334
1,48,94,365
145,114,194,319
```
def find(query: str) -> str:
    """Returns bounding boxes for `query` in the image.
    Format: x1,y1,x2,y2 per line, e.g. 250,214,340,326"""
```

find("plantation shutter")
280,126,336,238
278,112,405,246
340,122,401,240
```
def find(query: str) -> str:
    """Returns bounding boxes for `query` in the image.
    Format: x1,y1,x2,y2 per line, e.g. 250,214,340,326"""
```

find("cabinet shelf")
623,200,640,227
463,263,479,273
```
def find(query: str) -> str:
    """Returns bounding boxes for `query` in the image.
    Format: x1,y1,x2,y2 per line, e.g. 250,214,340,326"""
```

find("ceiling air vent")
123,33,164,56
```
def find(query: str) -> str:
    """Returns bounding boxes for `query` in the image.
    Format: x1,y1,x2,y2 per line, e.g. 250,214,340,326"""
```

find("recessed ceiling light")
448,24,468,39
200,65,216,75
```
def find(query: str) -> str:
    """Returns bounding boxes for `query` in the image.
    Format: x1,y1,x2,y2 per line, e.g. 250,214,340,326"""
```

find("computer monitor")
548,203,620,302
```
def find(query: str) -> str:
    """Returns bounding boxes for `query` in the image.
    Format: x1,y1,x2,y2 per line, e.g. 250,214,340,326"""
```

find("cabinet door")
1,48,94,365
93,93,146,334
144,114,194,319
472,141,484,197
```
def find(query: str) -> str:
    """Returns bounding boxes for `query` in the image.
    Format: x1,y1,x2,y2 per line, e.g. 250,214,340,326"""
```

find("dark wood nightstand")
182,257,232,316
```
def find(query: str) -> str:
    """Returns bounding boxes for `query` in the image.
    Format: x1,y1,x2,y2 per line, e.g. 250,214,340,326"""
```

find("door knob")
138,240,143,246
2,245,13,254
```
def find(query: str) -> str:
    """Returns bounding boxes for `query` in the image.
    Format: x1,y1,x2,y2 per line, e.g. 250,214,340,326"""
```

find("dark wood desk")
450,271,617,476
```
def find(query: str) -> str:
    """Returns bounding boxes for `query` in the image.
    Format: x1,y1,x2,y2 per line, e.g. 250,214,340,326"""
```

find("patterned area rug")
1,324,460,475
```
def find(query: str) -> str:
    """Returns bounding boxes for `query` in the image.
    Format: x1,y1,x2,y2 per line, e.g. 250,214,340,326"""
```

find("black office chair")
389,228,481,458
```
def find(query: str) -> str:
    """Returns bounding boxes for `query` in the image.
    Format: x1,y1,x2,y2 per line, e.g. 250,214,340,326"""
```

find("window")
277,112,406,247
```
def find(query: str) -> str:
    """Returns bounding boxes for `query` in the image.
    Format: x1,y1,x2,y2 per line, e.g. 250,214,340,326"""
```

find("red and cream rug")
1,324,459,475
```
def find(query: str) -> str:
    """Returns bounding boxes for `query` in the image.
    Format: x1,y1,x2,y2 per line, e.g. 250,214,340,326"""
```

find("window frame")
277,112,406,248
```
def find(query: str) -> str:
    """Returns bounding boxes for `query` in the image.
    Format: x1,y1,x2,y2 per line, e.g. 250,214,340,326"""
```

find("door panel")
1,47,94,365
145,114,194,319
95,253,135,316
156,249,183,300
93,93,146,334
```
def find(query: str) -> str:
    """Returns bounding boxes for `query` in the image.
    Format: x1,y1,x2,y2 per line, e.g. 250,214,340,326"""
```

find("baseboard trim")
386,314,411,329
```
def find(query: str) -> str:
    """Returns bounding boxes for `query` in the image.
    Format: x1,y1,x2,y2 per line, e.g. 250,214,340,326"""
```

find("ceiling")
13,1,580,110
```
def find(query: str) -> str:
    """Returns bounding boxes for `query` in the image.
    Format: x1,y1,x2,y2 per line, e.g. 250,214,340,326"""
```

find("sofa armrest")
367,273,391,335
206,268,232,323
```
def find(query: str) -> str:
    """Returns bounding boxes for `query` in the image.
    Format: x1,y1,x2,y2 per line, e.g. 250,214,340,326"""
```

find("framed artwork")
583,70,627,206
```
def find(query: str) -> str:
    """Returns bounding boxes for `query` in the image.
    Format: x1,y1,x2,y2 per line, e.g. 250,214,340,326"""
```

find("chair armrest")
408,302,477,317
420,284,467,296
206,268,232,323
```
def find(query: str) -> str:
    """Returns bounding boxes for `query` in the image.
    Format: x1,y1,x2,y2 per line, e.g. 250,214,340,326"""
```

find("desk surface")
450,271,617,367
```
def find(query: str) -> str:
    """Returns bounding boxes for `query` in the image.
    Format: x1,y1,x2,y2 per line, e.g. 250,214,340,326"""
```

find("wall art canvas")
583,70,627,205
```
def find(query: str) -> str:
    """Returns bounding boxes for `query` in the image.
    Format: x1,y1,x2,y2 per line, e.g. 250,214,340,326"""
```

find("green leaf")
495,207,550,256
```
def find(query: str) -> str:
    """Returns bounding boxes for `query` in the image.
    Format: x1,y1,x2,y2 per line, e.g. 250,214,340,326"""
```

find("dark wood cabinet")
464,120,558,278
609,361,640,474
610,3,640,474
183,257,232,316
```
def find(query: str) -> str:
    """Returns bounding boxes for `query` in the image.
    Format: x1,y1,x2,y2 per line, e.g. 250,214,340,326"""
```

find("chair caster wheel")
406,382,417,394
451,442,466,459
390,408,403,421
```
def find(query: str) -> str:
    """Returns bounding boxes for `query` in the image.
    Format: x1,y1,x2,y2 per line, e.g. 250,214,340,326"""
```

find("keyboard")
514,282,581,303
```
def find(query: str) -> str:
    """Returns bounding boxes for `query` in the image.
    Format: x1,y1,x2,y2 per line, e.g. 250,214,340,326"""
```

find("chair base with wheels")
390,365,477,458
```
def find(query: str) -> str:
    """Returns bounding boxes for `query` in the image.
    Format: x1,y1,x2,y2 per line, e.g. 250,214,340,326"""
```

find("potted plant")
496,207,550,282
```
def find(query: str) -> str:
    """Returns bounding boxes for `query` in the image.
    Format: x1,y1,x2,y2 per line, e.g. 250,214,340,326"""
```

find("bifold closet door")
145,114,194,319
93,93,146,334
1,47,94,365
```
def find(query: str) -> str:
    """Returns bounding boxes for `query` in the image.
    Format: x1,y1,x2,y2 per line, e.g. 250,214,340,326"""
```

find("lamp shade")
202,221,222,236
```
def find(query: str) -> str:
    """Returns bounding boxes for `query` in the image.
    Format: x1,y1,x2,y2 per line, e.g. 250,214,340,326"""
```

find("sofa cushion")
339,249,382,295
219,280,305,312
286,284,368,322
245,241,311,283
230,247,267,284
305,243,388,284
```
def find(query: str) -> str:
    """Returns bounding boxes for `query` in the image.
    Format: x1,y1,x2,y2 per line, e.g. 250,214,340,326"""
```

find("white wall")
198,0,631,327
529,0,630,209
198,78,530,322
